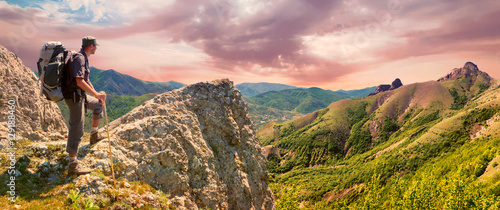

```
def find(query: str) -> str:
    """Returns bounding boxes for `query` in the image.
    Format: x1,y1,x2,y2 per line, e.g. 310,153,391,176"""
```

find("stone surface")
437,61,493,83
82,79,275,210
74,174,107,195
0,45,67,141
390,78,403,90
368,78,403,96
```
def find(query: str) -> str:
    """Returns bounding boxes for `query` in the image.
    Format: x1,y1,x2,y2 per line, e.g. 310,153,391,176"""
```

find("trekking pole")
103,101,117,189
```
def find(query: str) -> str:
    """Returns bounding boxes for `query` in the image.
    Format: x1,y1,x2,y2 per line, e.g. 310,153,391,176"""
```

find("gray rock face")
0,45,67,141
437,61,492,83
82,79,275,210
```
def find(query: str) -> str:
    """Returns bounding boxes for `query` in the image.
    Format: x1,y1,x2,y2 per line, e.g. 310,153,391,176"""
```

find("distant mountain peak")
463,61,479,71
437,61,491,82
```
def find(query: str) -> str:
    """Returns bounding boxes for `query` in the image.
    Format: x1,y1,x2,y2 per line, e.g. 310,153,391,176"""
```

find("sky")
1,0,499,90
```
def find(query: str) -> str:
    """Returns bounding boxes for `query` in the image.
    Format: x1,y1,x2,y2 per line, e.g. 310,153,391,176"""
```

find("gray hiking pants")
65,94,103,154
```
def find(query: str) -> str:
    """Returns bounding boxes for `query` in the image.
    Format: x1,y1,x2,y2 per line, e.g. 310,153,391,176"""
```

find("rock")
368,78,403,96
437,61,493,83
74,174,107,195
124,182,131,188
82,79,275,210
390,78,403,90
47,173,59,183
0,45,67,141
0,139,8,149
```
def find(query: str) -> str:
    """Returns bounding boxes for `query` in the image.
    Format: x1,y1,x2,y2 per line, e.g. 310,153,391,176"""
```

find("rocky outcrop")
368,78,403,96
437,61,493,83
0,45,67,143
391,78,403,90
82,79,275,209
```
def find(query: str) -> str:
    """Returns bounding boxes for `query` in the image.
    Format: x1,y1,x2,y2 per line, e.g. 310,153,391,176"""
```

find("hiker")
63,36,107,175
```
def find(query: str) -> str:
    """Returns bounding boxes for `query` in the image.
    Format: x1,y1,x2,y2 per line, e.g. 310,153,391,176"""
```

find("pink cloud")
380,8,500,61
0,0,499,90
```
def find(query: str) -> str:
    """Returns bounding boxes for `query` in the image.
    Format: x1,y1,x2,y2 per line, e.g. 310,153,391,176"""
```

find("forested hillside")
259,62,500,209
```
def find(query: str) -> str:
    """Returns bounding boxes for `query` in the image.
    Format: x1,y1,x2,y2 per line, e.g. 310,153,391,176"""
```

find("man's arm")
87,80,95,91
76,78,106,102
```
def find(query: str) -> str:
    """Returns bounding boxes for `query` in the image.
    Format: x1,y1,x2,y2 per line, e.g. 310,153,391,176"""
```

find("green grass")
263,75,499,208
246,87,349,114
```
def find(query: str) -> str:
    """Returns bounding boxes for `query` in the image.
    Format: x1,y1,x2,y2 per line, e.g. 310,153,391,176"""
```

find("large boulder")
0,45,67,142
82,79,275,209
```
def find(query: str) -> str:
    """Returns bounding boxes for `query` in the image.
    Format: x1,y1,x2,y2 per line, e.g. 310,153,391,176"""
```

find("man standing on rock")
62,36,107,175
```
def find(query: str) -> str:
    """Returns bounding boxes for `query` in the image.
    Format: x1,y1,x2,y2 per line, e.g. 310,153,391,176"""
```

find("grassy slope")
89,67,175,96
263,76,500,208
246,87,349,114
245,86,376,129
236,82,299,97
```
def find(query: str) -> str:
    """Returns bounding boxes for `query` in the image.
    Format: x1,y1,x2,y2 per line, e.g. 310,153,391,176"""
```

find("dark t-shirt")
71,49,90,83
63,49,89,99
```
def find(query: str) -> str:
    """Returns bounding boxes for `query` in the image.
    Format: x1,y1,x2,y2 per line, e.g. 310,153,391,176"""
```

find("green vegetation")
0,141,173,209
236,82,298,97
261,74,498,209
246,86,376,128
450,87,468,110
378,117,400,143
246,87,349,114
89,67,179,96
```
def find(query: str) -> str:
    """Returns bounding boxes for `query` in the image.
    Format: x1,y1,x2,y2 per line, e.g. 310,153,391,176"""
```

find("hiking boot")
68,161,92,175
90,132,106,145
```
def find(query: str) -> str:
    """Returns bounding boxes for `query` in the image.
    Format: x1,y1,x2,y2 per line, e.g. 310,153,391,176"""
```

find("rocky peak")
391,78,403,90
437,61,491,82
0,45,66,144
368,78,403,96
81,79,275,209
463,61,479,72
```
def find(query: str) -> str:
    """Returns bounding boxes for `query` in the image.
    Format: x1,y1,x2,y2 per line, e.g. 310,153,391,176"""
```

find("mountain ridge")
259,62,500,208
89,67,185,96
236,82,299,97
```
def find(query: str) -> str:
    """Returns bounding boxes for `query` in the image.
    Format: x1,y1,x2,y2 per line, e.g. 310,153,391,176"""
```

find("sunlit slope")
261,62,500,208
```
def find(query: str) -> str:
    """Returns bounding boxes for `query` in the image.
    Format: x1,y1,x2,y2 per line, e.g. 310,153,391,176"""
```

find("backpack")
37,42,75,102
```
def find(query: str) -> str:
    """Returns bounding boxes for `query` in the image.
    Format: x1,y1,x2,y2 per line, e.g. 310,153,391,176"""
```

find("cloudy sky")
1,0,499,90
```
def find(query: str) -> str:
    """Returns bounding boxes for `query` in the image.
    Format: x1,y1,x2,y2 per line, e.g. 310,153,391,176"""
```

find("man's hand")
96,91,106,105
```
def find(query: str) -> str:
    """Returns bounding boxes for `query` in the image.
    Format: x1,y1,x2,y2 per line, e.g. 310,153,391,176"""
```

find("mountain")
0,45,66,142
246,87,349,114
247,86,377,128
158,80,186,89
259,62,500,208
332,86,377,98
247,102,303,129
89,67,183,96
34,68,186,96
236,82,299,97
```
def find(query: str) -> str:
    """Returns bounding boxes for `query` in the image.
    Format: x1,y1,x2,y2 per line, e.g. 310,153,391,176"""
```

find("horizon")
1,0,499,90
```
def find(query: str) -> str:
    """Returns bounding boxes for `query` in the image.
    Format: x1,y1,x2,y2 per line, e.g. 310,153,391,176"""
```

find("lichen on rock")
82,79,275,209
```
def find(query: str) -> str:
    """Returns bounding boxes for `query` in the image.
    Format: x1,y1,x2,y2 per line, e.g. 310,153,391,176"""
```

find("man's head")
82,36,99,55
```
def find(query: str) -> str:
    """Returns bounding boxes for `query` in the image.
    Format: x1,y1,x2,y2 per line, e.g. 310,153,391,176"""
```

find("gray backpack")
37,42,73,102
